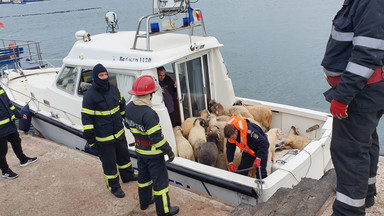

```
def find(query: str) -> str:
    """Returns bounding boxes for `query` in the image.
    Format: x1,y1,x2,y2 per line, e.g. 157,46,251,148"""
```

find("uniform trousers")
97,136,134,192
238,151,268,179
137,154,171,215
0,132,27,172
331,110,383,216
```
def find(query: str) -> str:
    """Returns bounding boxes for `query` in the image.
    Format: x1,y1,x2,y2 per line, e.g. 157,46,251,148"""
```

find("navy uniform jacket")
0,87,22,137
322,0,384,112
226,120,269,163
125,102,172,156
81,84,126,144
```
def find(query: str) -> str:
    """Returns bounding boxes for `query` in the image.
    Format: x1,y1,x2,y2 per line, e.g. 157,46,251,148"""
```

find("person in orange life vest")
224,116,269,179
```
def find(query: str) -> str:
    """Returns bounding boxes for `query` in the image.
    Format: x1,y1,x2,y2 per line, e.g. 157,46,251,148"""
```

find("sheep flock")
173,99,314,177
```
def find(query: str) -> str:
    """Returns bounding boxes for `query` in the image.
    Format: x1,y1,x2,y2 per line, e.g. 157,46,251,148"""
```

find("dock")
0,133,234,216
2,133,384,216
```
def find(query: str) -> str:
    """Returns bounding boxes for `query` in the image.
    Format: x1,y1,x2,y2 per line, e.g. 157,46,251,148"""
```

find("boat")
0,0,332,206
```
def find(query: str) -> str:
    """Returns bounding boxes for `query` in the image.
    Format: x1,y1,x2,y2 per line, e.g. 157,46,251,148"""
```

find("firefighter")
125,75,179,216
224,115,269,179
321,0,384,215
81,63,137,198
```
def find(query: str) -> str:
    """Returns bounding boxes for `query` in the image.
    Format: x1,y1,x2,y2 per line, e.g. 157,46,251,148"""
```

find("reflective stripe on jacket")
0,87,21,137
125,101,170,156
81,84,126,143
321,0,384,111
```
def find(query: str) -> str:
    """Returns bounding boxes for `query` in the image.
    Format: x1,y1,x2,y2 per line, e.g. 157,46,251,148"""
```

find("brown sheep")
284,126,312,149
245,105,273,131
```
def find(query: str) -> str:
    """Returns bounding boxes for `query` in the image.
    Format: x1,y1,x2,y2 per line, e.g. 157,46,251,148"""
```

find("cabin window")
56,66,78,95
77,68,134,101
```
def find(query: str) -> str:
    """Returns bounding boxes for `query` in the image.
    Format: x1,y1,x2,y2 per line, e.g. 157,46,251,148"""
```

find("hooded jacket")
81,64,126,144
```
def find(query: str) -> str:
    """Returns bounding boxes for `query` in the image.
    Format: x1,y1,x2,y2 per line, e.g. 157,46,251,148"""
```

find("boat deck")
0,133,234,216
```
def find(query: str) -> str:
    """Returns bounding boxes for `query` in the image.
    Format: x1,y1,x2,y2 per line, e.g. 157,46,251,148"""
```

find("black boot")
140,196,155,210
158,206,179,216
123,174,138,183
111,187,125,198
366,196,375,208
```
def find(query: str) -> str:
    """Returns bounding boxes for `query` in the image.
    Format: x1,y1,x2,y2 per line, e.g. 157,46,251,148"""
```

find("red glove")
330,99,348,119
253,158,261,168
228,163,237,172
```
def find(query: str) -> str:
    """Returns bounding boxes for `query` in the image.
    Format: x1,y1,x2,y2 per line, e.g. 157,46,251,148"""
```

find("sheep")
173,126,195,161
284,126,312,149
180,109,210,138
266,128,284,162
245,105,273,131
197,133,219,166
232,99,243,106
208,100,229,116
207,116,226,152
188,118,208,158
228,106,254,120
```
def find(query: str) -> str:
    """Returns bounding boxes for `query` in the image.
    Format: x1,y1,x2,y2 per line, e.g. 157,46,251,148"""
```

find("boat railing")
0,82,80,127
132,1,206,51
0,39,46,72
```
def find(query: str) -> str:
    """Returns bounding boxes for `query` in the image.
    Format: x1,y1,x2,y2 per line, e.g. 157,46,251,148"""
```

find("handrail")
132,8,206,51
0,39,46,72
0,80,80,126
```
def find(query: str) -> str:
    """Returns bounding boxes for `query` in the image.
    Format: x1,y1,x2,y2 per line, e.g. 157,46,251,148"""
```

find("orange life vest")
226,115,255,157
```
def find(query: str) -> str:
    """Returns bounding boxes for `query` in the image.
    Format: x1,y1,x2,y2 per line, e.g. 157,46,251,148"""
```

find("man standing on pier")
81,63,137,198
1,86,37,179
321,0,384,215
125,75,179,216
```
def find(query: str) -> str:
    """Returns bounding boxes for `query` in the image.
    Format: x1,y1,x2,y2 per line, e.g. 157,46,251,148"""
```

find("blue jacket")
226,120,269,163
322,0,384,112
81,84,126,144
0,87,22,137
125,101,172,156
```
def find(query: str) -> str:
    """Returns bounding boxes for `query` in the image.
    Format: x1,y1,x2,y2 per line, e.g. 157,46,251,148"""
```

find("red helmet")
129,75,158,95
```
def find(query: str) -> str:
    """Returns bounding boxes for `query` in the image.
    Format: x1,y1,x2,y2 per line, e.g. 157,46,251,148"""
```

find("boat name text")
119,56,152,63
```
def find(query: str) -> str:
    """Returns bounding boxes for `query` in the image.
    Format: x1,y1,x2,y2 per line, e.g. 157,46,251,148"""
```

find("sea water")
1,0,383,153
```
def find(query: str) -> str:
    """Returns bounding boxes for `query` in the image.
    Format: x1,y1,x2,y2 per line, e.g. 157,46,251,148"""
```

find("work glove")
164,146,175,162
330,99,348,119
253,158,261,168
228,163,237,172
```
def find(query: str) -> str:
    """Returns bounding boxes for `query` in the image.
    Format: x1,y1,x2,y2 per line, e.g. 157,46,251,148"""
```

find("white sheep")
197,133,219,166
266,128,284,162
284,126,312,149
180,109,210,138
188,118,207,158
173,126,195,161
